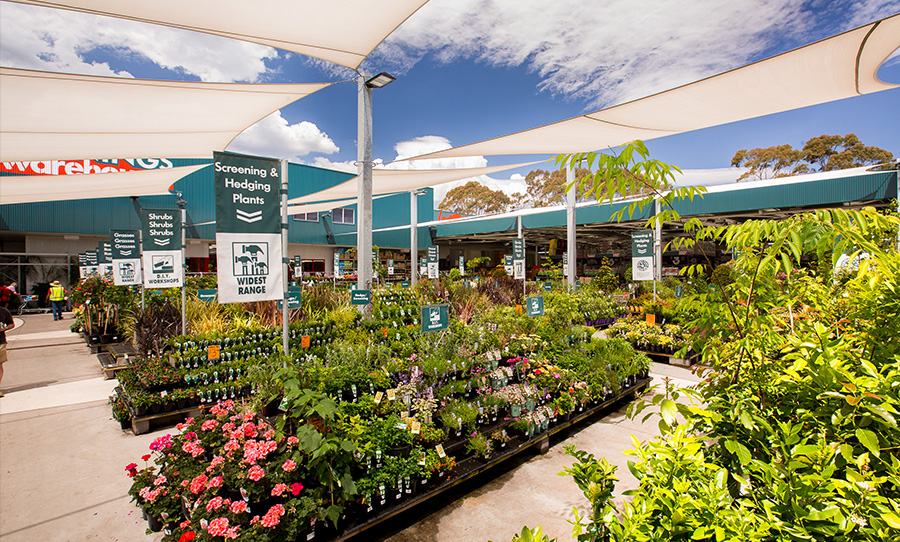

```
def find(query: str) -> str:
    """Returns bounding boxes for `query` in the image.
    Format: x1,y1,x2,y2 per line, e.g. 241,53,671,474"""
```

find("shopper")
48,280,67,321
0,303,14,397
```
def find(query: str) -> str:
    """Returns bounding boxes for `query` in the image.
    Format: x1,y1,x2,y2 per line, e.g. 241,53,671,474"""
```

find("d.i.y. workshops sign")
142,209,182,287
214,151,283,303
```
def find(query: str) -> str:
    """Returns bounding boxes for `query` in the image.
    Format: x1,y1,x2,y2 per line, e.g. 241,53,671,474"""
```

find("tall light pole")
176,193,187,335
357,72,395,309
410,189,426,286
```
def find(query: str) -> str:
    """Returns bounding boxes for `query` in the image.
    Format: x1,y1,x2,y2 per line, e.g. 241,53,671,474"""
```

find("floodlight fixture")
365,72,395,88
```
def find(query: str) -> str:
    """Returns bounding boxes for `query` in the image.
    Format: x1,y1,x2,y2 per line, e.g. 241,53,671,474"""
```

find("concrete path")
0,315,700,542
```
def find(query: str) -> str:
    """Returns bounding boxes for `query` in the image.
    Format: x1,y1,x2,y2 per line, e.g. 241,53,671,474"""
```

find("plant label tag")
396,422,407,430
208,344,220,360
387,389,396,401
160,390,168,397
436,444,446,458
240,488,249,501
400,410,409,420
418,451,426,466
278,397,289,411
411,421,421,434
374,391,383,404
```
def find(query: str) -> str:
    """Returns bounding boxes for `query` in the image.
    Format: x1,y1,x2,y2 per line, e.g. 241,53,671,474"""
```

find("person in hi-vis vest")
48,281,67,321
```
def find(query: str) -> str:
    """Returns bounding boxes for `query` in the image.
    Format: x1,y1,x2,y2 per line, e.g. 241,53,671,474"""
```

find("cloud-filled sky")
1,0,898,205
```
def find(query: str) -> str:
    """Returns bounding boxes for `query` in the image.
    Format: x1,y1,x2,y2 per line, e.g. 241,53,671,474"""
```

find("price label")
436,444,446,458
207,345,220,361
301,336,311,348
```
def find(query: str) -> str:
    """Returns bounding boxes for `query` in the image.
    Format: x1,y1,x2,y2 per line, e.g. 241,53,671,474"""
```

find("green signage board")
420,304,449,333
141,208,180,251
631,231,653,258
351,290,371,305
526,296,544,317
675,284,684,298
543,281,552,291
278,289,302,310
198,289,218,302
427,245,438,263
401,280,410,288
513,238,525,260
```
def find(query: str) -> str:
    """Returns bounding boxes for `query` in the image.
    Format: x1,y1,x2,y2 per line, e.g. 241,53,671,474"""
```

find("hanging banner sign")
513,238,525,280
526,296,544,317
110,230,142,286
427,245,438,279
214,151,283,304
351,290,371,305
563,252,569,276
97,241,114,276
142,208,182,288
631,231,654,281
334,251,342,278
420,304,449,333
459,255,465,275
293,255,302,278
504,255,513,275
78,252,98,279
388,259,394,276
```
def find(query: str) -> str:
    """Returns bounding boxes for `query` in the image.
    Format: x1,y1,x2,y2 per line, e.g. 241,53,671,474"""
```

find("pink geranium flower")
248,465,265,481
282,459,297,472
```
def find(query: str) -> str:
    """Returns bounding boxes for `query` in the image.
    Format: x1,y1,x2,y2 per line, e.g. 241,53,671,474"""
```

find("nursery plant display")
122,280,652,540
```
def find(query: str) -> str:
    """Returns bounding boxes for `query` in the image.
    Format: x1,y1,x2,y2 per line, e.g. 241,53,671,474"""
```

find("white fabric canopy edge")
287,161,542,206
407,13,900,160
0,67,332,162
7,0,429,70
0,164,208,204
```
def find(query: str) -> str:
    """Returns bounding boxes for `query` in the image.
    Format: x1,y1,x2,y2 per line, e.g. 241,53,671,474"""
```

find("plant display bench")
82,331,126,354
97,343,141,379
635,349,700,367
327,377,651,542
130,405,204,435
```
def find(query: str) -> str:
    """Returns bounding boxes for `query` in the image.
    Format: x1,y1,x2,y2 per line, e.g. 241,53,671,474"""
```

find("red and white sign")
1,158,173,176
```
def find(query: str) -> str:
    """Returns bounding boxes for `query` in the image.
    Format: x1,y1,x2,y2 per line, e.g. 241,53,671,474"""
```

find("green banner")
198,289,218,302
278,289,302,310
214,151,284,304
141,208,182,288
513,238,525,260
526,296,544,317
351,290,371,305
421,304,449,332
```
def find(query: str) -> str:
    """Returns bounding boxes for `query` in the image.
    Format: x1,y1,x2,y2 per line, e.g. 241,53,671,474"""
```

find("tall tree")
516,167,591,208
732,134,894,182
801,133,894,171
438,181,514,216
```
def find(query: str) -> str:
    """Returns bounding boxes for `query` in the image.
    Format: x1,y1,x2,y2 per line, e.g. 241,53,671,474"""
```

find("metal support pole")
566,167,577,290
139,230,145,311
410,191,419,286
518,216,525,296
281,160,290,360
357,75,374,311
178,201,186,335
653,198,661,301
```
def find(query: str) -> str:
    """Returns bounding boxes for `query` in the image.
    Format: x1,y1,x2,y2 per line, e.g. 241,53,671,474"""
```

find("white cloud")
369,0,899,109
310,157,358,173
228,112,339,160
673,167,748,187
0,3,276,82
384,136,487,169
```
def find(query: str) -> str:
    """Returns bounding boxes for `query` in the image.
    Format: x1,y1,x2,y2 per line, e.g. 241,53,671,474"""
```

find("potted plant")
464,431,493,463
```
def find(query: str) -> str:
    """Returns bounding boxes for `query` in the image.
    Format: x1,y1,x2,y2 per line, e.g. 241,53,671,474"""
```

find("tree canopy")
732,133,893,182
438,181,514,216
515,167,591,208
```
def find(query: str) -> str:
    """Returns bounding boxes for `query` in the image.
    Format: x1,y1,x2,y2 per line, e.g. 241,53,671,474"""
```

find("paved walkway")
0,315,700,542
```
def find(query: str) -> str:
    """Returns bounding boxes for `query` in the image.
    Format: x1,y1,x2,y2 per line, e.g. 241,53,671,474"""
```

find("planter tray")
635,349,700,367
81,332,126,354
107,343,139,359
131,406,204,435
97,353,133,380
325,377,651,542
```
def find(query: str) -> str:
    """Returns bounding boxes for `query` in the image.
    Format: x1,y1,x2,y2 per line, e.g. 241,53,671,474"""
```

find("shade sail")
411,13,900,160
9,0,428,69
0,164,208,204
0,67,331,162
287,161,541,206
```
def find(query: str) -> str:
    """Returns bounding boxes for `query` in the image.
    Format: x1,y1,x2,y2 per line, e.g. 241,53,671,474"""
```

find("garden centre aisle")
0,314,699,542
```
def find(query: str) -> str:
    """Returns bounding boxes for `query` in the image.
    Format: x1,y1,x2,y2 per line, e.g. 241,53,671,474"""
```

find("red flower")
290,482,303,496
142,454,151,461
125,463,137,471
179,532,196,542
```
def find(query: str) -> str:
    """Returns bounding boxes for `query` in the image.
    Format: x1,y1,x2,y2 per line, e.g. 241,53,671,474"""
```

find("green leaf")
660,399,677,425
855,428,880,457
882,512,900,529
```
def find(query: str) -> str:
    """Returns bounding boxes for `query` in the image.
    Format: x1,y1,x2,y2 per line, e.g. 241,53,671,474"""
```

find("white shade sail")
411,14,900,160
0,164,208,204
8,0,428,69
0,67,331,162
287,161,541,206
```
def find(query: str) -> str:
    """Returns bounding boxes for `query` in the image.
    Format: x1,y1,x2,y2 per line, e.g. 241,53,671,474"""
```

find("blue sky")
1,0,899,204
